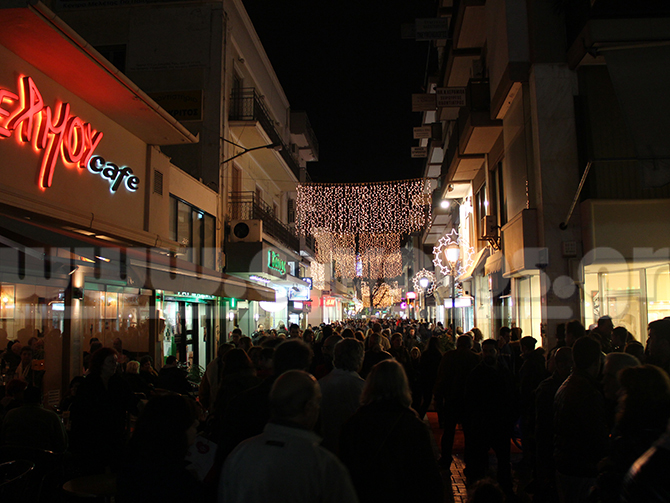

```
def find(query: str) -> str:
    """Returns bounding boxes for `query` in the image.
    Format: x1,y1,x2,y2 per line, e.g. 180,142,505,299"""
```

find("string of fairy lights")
311,261,325,291
296,179,431,235
297,179,431,280
359,234,402,280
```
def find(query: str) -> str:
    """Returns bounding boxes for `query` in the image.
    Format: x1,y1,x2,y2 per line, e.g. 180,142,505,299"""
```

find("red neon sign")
1,75,144,196
0,76,104,190
324,298,336,307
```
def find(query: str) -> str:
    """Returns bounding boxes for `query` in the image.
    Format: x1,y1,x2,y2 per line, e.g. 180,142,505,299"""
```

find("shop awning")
485,250,505,276
459,247,490,282
0,212,276,302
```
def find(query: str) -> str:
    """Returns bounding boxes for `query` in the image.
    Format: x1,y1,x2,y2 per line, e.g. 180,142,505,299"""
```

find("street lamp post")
446,244,460,334
419,277,430,321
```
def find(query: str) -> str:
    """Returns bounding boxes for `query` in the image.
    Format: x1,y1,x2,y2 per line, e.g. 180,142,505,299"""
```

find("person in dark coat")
157,355,192,395
534,347,572,502
360,332,392,379
433,334,481,470
623,420,670,502
69,347,138,474
203,340,313,500
553,336,608,503
596,364,670,503
117,394,202,503
339,359,443,503
417,336,442,420
517,336,549,468
463,338,518,498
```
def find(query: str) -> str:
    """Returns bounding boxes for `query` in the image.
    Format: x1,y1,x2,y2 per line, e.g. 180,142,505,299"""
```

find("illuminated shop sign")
175,292,217,300
0,75,139,193
88,156,139,193
249,275,271,285
324,297,336,307
268,250,286,275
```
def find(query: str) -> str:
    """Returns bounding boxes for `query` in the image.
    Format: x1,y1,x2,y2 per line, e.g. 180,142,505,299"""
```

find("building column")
528,64,582,348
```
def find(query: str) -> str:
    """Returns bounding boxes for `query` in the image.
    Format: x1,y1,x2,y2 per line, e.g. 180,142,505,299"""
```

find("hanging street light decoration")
296,178,432,280
359,234,402,280
296,178,432,236
311,261,325,290
412,269,436,295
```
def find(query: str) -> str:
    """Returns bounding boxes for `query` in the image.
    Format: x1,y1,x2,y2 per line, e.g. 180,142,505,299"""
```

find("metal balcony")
229,88,301,180
229,191,300,253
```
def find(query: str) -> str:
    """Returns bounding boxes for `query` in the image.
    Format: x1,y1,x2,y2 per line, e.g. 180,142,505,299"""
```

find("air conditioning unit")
229,219,263,242
482,215,498,239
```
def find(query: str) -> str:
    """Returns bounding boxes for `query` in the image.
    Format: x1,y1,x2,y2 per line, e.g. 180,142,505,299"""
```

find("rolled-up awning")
0,212,275,302
485,250,505,276
459,247,490,282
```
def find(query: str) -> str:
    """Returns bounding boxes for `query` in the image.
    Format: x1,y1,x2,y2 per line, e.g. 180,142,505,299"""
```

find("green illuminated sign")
268,250,286,275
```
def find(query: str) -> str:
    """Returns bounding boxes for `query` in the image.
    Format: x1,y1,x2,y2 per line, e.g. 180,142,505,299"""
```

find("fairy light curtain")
359,234,402,280
296,179,431,235
297,179,431,279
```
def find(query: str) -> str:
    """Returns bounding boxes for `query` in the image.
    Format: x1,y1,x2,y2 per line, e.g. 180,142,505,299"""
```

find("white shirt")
219,422,358,503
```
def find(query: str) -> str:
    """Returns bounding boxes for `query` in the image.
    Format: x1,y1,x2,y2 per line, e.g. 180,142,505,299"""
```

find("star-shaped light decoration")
412,269,436,295
432,229,476,277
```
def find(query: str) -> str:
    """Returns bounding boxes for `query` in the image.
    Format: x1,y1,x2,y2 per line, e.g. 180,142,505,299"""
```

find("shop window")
586,268,644,340
490,161,507,228
82,286,151,354
170,195,216,269
647,265,670,324
1,283,65,405
204,214,216,270
177,199,192,262
0,284,15,320
603,270,642,339
192,212,203,266
516,275,542,341
475,184,487,239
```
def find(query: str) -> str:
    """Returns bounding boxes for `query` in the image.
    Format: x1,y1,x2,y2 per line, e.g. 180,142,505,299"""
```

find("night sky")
243,1,439,184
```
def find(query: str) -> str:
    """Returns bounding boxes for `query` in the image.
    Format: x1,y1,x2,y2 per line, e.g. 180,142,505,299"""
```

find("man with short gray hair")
318,338,366,453
219,370,358,503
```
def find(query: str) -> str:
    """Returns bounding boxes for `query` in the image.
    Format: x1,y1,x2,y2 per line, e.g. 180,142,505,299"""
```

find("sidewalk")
425,412,532,503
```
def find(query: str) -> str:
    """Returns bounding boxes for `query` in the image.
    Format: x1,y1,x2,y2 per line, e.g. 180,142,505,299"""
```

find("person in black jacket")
339,359,443,503
117,394,202,503
463,338,518,498
157,355,192,395
69,347,138,474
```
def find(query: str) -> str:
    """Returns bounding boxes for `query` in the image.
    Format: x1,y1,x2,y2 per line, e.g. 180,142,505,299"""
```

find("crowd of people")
1,315,670,502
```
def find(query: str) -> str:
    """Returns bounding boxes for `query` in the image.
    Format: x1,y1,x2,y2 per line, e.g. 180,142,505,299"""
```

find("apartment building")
421,0,670,345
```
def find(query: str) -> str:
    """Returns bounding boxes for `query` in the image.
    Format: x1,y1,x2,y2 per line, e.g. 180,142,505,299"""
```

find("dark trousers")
439,407,459,468
463,422,513,494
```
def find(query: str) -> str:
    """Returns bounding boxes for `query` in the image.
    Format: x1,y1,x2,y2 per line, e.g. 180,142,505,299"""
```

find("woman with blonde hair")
339,360,443,503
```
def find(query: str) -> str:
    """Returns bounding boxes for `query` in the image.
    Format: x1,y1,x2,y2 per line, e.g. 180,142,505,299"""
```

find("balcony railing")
229,191,300,253
230,88,301,180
